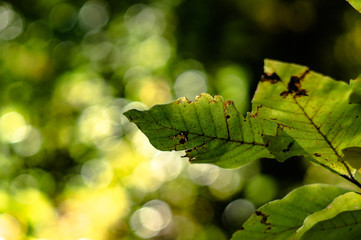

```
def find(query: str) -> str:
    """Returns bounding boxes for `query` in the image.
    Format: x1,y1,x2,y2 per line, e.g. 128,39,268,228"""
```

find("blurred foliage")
0,0,360,239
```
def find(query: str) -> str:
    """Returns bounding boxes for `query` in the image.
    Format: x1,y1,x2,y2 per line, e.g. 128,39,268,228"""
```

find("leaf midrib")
147,109,267,147
292,96,340,157
286,81,354,179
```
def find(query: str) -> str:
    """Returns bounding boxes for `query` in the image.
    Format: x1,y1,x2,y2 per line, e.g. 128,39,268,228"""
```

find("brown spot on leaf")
280,91,289,98
250,105,263,118
185,142,207,157
255,211,271,226
177,97,191,104
314,153,321,157
280,70,310,98
255,210,262,216
356,115,359,119
250,112,258,118
176,131,188,144
225,115,230,119
261,72,281,83
224,100,234,106
277,123,292,130
282,141,294,153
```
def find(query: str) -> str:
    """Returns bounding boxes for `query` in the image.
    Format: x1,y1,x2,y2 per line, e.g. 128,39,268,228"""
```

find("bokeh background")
0,0,361,239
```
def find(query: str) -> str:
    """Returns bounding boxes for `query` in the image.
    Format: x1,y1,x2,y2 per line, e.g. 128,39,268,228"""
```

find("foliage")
125,93,277,168
126,59,361,183
126,3,361,238
0,0,361,239
233,184,357,240
125,54,361,238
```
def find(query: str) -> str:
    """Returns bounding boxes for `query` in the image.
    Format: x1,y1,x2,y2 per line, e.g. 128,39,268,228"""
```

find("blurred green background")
0,0,361,239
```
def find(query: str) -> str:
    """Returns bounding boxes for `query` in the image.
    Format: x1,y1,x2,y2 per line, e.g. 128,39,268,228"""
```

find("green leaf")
252,59,361,178
346,0,361,12
231,184,350,240
124,93,278,168
296,191,361,239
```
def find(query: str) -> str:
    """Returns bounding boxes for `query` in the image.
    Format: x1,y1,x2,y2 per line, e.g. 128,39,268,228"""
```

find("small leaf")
296,192,361,239
253,59,361,179
346,0,361,13
231,184,350,240
124,93,278,168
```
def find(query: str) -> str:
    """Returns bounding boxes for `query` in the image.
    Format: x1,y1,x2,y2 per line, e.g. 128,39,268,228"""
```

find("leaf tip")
177,97,191,104
123,109,137,122
224,100,234,106
213,95,224,102
198,92,209,98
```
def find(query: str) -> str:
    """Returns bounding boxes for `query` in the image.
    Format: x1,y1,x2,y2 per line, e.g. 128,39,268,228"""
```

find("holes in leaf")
177,131,188,144
282,141,294,153
255,211,271,226
280,70,310,98
260,72,281,83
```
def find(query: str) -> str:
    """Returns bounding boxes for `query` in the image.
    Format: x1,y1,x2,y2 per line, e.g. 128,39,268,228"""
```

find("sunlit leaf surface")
125,93,278,168
253,60,361,179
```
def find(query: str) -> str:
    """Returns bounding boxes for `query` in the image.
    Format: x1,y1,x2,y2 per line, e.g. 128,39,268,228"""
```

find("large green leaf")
252,60,361,180
124,93,278,168
346,0,361,12
231,184,350,240
296,191,361,239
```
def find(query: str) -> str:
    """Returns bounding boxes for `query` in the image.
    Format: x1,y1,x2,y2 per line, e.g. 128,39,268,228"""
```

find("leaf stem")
340,174,361,189
340,161,361,189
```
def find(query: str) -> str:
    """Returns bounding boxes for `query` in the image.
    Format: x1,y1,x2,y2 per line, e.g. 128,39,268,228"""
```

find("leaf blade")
297,192,361,239
231,184,350,240
124,93,277,168
253,59,361,177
